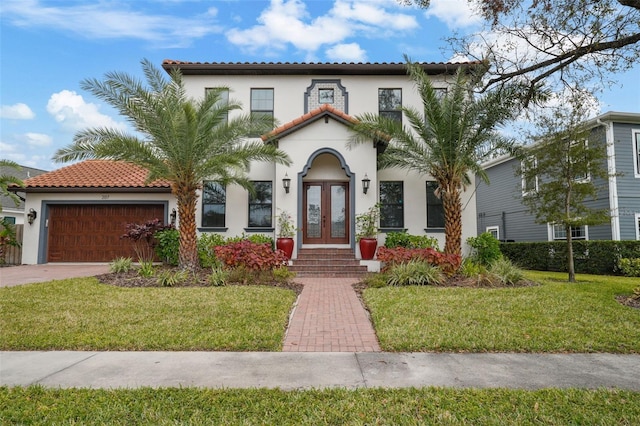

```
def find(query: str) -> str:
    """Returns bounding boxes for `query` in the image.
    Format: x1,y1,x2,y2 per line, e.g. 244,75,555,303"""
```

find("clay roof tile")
22,160,171,190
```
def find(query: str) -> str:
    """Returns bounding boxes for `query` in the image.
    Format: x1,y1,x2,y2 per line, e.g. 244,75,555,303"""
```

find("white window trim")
548,223,589,241
486,226,500,240
635,213,640,240
570,139,590,183
633,129,640,178
521,159,538,196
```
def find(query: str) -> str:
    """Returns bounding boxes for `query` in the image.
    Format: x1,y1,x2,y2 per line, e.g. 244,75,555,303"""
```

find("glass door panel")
303,181,349,244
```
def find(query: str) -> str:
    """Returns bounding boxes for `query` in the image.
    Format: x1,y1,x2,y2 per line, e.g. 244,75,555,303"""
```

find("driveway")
0,264,110,287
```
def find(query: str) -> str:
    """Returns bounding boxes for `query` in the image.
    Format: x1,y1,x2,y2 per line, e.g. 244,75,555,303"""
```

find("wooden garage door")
47,204,165,262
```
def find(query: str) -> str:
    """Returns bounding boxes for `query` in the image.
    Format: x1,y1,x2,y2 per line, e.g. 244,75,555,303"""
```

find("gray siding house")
0,164,47,225
476,112,640,242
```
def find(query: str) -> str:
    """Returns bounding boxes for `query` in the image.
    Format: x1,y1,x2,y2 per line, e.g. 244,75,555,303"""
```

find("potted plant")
356,204,379,260
276,210,296,259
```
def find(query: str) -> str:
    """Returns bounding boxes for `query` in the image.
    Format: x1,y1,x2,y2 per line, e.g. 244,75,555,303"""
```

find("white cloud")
227,0,417,57
23,133,53,148
0,103,35,120
424,0,482,28
46,90,126,132
326,43,367,62
1,0,222,47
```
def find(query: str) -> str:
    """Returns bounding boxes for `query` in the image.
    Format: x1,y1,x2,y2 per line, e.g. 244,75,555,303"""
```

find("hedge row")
499,241,640,275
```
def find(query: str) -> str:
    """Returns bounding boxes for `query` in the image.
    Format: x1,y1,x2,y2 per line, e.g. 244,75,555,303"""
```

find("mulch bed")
96,267,304,295
97,268,638,310
617,295,640,310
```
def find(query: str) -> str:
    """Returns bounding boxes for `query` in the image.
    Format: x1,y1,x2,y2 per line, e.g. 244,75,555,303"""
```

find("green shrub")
488,258,525,286
272,266,296,283
208,267,228,286
109,257,133,274
157,269,189,287
198,233,226,268
155,228,179,266
618,258,640,277
384,232,439,249
246,233,275,248
386,260,444,286
467,232,502,266
138,260,155,278
500,241,640,275
459,258,487,277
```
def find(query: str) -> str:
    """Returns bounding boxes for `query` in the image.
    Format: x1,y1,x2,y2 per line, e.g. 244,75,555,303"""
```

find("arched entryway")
298,148,355,247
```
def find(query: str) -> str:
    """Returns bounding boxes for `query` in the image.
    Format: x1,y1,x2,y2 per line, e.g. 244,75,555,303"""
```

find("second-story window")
251,88,274,119
633,130,640,177
378,88,402,123
251,88,274,137
248,181,273,228
205,88,229,124
202,181,226,228
379,181,404,228
521,157,538,195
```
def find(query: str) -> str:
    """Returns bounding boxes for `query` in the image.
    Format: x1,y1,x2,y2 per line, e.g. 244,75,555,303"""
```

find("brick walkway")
283,277,381,352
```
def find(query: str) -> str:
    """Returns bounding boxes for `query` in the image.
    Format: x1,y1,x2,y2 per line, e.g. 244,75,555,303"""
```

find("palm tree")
349,58,516,257
0,159,24,209
54,59,291,271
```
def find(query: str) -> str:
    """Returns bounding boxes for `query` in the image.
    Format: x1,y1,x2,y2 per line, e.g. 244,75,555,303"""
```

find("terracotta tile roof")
22,160,172,191
262,104,358,142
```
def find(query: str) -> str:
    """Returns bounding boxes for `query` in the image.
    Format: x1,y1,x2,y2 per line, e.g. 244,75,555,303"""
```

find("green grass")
1,386,638,425
364,271,640,353
0,278,296,351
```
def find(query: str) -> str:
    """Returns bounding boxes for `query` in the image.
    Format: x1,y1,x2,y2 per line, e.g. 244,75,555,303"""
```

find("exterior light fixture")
27,208,37,225
362,173,370,194
282,173,291,194
170,208,177,226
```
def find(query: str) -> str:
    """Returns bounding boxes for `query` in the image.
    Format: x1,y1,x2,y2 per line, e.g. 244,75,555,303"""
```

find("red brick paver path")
283,277,381,352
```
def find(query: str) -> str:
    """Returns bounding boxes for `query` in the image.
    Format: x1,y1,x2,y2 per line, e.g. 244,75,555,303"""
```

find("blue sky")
1,0,639,171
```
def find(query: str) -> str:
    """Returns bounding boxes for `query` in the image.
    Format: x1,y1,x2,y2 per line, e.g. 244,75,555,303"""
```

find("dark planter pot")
276,237,295,259
359,238,378,260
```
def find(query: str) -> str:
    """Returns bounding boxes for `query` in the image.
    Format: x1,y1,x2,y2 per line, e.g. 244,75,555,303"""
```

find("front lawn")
364,271,640,353
0,278,296,351
1,386,639,425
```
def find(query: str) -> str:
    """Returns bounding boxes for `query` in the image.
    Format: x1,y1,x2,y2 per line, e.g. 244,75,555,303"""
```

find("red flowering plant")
214,240,288,271
121,218,173,263
377,246,461,275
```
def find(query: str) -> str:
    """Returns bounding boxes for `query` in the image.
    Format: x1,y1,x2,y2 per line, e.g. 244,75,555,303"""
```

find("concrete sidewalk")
2,351,639,390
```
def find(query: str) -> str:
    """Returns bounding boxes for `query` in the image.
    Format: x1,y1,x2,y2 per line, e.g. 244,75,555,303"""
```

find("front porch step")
290,248,368,278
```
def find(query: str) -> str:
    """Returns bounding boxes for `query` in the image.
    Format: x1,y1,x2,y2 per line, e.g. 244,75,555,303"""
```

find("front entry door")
303,182,349,244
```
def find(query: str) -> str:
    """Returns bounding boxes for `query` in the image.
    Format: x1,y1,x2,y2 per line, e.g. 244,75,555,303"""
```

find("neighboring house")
19,61,480,264
476,111,640,242
0,164,47,225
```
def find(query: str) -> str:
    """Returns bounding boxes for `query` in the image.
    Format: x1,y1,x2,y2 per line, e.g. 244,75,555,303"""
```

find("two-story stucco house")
18,61,479,265
476,111,640,242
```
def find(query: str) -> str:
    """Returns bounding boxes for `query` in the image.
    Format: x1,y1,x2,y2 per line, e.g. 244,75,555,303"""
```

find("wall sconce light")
362,173,370,194
282,173,291,194
27,208,37,225
170,208,177,226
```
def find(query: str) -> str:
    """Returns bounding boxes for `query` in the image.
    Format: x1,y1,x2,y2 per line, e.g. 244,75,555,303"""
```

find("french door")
302,181,349,244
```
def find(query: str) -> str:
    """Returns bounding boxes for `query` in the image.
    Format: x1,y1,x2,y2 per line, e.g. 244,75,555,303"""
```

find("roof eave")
162,61,480,76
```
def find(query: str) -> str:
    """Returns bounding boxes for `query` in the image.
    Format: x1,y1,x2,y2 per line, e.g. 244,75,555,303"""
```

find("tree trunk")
173,182,200,272
442,184,463,257
566,225,576,283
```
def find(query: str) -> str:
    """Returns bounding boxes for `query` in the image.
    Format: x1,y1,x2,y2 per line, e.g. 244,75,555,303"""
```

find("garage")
47,204,166,262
